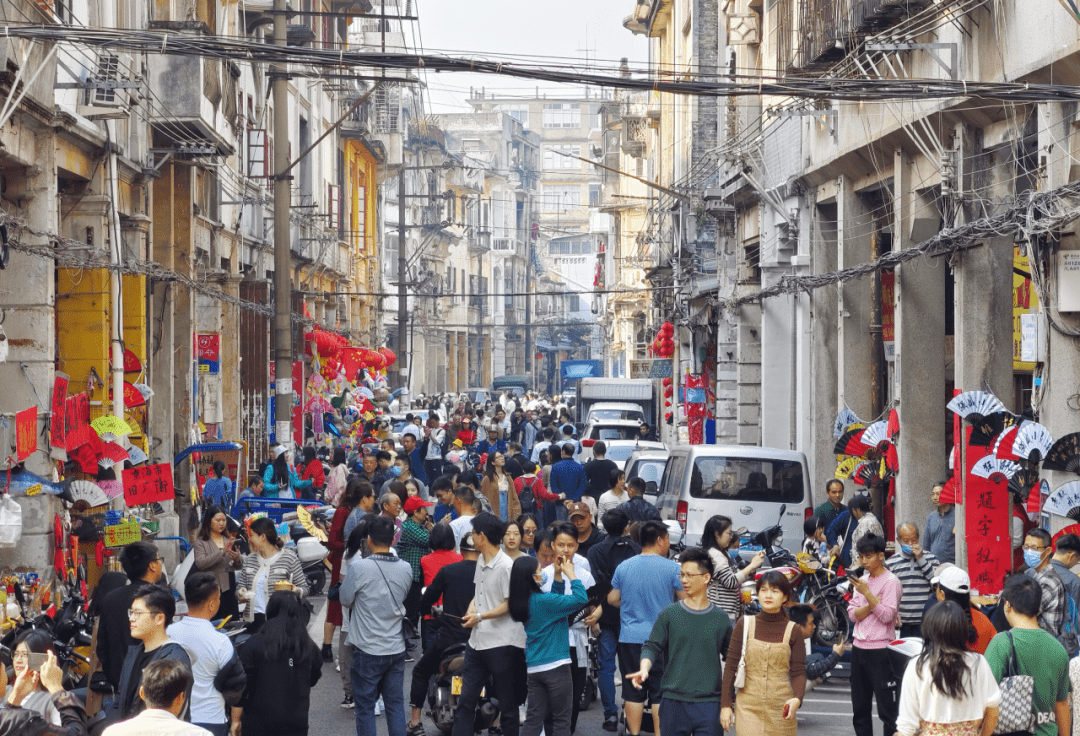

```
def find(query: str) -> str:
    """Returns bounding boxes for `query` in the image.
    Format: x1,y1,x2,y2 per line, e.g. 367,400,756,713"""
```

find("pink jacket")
847,569,901,649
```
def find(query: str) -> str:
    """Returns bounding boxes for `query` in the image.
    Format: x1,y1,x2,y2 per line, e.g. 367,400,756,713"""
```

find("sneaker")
603,716,618,732
375,696,385,715
322,644,334,662
341,694,354,709
407,722,426,736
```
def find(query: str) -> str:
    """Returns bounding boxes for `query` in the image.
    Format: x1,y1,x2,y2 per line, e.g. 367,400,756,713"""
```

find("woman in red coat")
322,479,365,663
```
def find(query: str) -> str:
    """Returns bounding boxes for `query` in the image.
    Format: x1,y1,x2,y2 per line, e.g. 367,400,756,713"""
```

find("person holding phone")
6,631,62,726
194,505,243,621
0,649,88,735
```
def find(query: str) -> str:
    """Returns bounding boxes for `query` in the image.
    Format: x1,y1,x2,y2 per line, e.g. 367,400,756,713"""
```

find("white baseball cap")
931,564,971,594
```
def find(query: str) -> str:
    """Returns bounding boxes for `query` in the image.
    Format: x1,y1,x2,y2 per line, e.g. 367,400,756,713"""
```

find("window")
688,457,804,503
463,139,481,151
543,103,581,129
589,184,601,207
544,145,581,170
549,237,592,254
542,185,580,213
497,105,529,126
247,129,267,178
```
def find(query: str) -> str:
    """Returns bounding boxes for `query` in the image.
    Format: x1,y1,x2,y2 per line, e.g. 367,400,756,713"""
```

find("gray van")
655,445,812,550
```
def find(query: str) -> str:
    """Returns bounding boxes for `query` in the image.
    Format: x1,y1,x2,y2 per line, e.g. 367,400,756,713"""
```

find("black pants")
544,648,585,735
404,580,423,630
850,646,898,736
898,622,921,639
452,645,521,736
409,634,467,709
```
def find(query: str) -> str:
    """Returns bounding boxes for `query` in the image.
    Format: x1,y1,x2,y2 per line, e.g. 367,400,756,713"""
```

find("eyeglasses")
1022,545,1046,552
678,572,710,579
11,651,28,661
127,608,158,620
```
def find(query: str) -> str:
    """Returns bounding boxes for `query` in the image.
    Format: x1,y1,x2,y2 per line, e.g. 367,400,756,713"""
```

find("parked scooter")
793,553,853,646
284,505,332,595
736,505,803,615
425,642,500,735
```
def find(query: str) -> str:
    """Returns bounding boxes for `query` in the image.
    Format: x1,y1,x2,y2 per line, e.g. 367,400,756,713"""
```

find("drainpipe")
108,121,125,420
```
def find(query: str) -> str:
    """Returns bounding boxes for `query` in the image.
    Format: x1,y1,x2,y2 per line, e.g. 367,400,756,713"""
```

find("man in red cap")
399,495,435,646
568,501,604,557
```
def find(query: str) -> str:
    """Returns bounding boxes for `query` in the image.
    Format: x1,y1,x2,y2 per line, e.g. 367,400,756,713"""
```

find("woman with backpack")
515,460,559,523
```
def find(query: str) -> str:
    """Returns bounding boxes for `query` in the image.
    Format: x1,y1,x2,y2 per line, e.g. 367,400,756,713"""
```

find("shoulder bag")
372,555,419,644
992,631,1036,736
733,615,754,690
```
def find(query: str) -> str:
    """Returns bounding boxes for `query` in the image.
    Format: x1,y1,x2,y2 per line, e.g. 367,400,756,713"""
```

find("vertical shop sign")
15,407,37,460
965,435,1010,594
50,373,68,449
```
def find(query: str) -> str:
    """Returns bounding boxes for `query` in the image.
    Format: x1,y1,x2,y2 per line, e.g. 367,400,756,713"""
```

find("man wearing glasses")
628,547,732,736
97,541,168,692
1022,528,1077,655
110,585,191,721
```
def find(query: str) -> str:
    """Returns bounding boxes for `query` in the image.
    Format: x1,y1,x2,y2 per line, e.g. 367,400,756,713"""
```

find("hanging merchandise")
967,412,1018,447
1043,480,1080,520
1041,432,1080,473
0,495,22,547
833,407,863,438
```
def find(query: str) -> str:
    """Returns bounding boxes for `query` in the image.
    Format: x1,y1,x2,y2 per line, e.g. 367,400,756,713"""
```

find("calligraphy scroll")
50,373,68,449
15,407,36,461
965,431,1011,595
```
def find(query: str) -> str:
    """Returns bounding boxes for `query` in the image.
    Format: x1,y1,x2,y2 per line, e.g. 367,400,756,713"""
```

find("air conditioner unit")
84,53,132,109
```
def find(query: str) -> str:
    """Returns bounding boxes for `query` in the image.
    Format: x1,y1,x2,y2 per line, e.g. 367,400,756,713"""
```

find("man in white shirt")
449,487,479,552
102,659,211,736
454,513,526,736
166,573,245,736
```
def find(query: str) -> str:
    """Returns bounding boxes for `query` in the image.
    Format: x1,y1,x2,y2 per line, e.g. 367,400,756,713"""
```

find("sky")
413,0,648,113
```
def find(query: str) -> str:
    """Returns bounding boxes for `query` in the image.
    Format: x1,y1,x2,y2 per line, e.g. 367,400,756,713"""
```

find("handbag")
733,615,753,690
992,631,1036,736
372,555,419,644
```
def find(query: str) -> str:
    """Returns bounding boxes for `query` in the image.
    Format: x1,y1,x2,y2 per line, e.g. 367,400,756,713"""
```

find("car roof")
584,419,644,429
625,448,669,459
589,402,645,409
666,444,808,462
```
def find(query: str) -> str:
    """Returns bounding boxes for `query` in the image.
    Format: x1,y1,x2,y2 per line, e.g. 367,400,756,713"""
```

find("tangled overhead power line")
717,179,1080,313
5,25,1080,103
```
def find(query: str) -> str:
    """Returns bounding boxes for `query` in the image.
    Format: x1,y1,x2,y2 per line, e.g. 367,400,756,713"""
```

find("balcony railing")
789,0,936,73
492,237,522,254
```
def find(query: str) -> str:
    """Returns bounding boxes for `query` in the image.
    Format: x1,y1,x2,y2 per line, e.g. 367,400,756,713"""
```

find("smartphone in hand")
781,702,793,719
25,653,47,672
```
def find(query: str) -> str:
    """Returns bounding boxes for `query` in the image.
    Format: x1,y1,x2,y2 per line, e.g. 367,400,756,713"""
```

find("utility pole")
525,215,533,392
397,165,408,389
272,0,293,445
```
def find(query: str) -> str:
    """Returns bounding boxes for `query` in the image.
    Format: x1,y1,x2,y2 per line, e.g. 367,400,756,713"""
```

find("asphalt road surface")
304,596,887,736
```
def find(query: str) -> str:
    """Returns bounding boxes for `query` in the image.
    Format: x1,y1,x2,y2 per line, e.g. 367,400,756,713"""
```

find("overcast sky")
415,0,648,113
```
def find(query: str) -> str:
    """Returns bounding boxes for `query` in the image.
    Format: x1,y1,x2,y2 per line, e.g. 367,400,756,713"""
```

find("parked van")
655,445,812,549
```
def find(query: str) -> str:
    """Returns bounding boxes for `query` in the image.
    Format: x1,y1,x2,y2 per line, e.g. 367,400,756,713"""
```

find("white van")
655,445,812,550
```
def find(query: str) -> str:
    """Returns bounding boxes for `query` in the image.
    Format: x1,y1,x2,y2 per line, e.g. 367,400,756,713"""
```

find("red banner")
123,463,175,506
965,431,1011,595
50,373,68,449
74,393,90,427
881,271,895,342
63,396,80,449
15,407,36,461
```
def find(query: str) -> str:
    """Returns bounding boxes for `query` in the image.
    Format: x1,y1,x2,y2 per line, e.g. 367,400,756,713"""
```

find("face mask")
389,466,402,477
1023,548,1043,569
899,544,913,556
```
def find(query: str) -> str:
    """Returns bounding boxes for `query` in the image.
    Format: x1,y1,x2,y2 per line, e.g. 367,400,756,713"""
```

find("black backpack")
518,476,539,515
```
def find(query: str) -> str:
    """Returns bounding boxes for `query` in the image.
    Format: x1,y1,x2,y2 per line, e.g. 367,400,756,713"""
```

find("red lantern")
368,352,387,370
305,330,342,359
663,385,673,398
379,347,397,366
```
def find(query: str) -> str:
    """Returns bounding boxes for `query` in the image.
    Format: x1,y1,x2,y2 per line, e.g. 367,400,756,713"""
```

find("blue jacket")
525,578,587,668
409,447,429,485
203,476,233,507
549,457,586,503
825,510,857,567
262,464,313,499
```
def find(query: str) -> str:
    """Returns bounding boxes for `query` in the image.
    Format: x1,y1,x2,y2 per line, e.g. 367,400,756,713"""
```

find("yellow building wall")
345,140,379,337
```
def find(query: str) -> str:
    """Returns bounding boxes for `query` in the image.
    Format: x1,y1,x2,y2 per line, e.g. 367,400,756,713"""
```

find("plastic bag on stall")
0,494,22,547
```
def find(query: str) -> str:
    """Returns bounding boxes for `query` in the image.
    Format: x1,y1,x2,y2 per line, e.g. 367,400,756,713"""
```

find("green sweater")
641,600,732,702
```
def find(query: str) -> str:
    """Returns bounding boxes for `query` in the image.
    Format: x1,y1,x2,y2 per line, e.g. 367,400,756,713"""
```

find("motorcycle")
425,642,500,735
794,553,853,647
736,505,803,615
284,505,333,596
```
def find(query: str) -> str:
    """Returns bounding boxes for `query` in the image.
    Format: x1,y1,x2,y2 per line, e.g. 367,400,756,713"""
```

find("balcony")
146,49,234,153
470,230,492,253
621,115,647,158
492,237,523,255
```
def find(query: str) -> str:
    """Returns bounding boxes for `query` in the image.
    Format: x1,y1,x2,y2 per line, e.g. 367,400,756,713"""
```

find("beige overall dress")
733,616,798,736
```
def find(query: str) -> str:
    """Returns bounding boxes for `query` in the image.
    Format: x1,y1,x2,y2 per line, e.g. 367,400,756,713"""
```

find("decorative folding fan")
1008,465,1039,503
1009,423,1054,463
65,480,110,508
1042,433,1080,473
296,505,327,543
1043,480,1080,521
861,421,890,448
98,442,130,470
834,456,860,480
992,424,1022,461
970,456,1020,482
938,477,961,505
832,407,862,439
852,462,879,486
968,412,1017,448
947,391,1007,421
887,409,900,442
834,429,872,458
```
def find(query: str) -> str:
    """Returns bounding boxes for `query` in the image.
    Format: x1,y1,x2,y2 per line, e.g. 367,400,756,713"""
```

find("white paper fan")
1010,423,1054,462
832,407,861,438
861,420,889,447
66,480,110,507
971,456,1020,481
947,391,1007,420
1043,480,1080,520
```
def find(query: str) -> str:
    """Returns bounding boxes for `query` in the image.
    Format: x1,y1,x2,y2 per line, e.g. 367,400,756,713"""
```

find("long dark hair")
701,515,733,553
332,447,346,467
917,601,974,699
484,450,504,481
508,556,542,623
198,505,227,541
345,518,370,560
272,451,291,486
212,460,226,478
262,591,318,664
937,585,978,646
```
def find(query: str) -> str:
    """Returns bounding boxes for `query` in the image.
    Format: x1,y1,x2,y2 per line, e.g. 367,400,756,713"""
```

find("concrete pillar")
150,164,176,465
809,199,839,498
952,124,1014,567
221,274,243,443
0,128,58,572
736,304,761,445
837,175,875,420
893,149,947,533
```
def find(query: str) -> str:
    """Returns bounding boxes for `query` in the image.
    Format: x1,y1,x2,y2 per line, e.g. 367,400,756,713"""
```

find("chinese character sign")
123,463,175,506
50,373,68,449
965,438,1010,595
15,407,36,461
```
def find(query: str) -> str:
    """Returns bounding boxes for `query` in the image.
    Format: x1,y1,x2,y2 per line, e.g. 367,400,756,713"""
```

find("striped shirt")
885,551,940,625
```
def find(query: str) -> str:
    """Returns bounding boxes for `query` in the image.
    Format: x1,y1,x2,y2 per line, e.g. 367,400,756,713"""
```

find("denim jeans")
596,626,619,718
352,649,407,736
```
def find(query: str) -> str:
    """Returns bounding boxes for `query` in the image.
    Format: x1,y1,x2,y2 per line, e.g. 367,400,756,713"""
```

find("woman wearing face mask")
721,570,806,734
262,446,313,500
700,515,765,622
237,517,308,630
